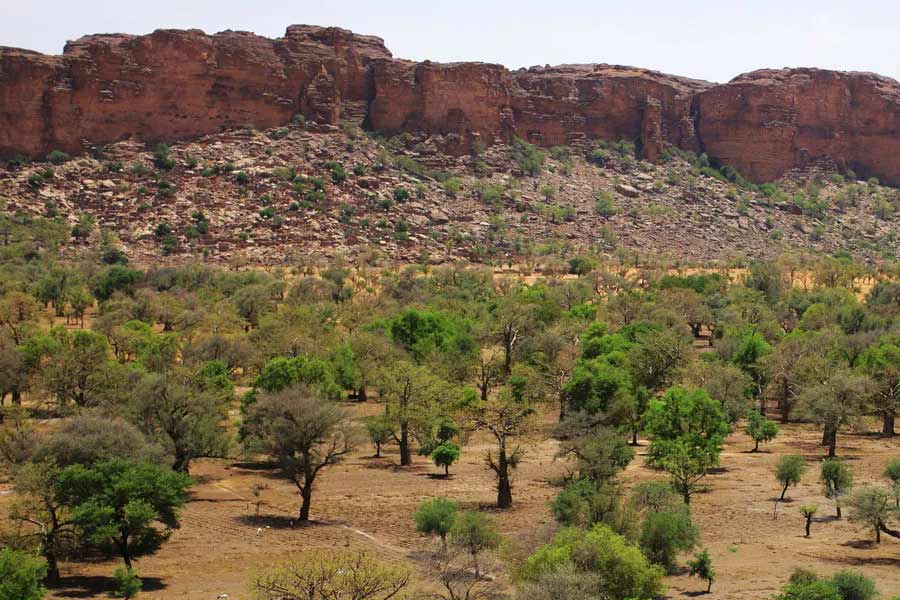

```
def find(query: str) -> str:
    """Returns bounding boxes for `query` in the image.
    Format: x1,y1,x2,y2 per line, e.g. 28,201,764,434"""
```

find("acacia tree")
847,486,899,543
243,386,356,521
745,410,779,452
54,458,190,569
796,371,872,457
467,390,536,508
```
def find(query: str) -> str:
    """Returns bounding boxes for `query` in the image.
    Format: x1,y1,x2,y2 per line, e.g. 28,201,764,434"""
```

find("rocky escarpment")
3,25,900,184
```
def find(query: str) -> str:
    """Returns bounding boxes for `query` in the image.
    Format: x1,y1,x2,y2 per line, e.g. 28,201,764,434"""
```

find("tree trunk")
753,439,760,452
11,389,21,405
44,549,60,583
828,430,837,458
805,516,812,537
707,580,712,593
681,485,691,505
444,464,449,477
120,533,132,570
883,413,895,437
374,442,381,458
496,447,512,509
357,386,368,403
780,483,789,500
836,504,842,519
399,421,412,466
172,449,190,474
298,483,313,522
631,429,639,446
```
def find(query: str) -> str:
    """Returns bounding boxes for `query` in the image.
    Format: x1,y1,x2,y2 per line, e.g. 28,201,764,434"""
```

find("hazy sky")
4,0,900,83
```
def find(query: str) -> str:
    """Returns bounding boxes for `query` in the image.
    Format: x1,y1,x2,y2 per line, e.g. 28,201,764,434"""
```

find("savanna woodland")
1,130,900,600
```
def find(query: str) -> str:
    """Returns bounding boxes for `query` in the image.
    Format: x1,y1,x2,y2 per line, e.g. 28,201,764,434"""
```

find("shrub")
594,191,617,216
234,171,250,185
520,524,664,600
46,150,70,165
413,497,458,547
154,222,172,238
392,187,410,202
512,137,545,176
687,548,715,593
325,161,346,184
106,161,124,173
830,570,877,600
639,506,699,572
443,178,462,198
112,566,142,598
0,548,47,600
152,144,175,169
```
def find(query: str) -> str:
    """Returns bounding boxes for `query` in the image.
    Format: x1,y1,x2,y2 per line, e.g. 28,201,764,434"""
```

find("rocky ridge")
3,25,900,184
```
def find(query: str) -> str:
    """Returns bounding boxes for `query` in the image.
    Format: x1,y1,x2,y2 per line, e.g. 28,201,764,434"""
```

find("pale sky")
3,0,900,83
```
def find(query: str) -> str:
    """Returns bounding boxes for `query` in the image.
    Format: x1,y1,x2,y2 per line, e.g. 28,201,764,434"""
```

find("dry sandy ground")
2,408,899,600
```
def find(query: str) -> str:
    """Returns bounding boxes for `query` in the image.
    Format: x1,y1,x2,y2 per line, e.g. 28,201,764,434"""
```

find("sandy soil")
3,405,894,600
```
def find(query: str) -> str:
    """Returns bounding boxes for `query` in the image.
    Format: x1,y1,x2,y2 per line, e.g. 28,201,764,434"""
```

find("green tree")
413,497,458,549
687,548,715,593
847,486,898,543
858,341,900,436
0,549,46,600
644,386,729,503
432,441,461,476
745,410,779,452
821,459,853,518
243,386,355,521
887,458,900,507
128,370,232,473
365,415,393,458
55,458,191,569
796,371,871,457
775,455,808,500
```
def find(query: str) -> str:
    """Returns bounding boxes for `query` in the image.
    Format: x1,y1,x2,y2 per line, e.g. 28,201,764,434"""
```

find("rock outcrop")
695,68,900,184
0,26,392,157
4,25,900,184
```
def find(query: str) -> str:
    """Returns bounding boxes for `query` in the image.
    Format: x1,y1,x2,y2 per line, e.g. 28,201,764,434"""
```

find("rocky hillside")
4,25,900,185
2,123,896,267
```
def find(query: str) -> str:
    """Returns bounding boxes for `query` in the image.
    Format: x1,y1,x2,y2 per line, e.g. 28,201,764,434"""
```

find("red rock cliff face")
0,26,391,157
695,68,900,184
4,25,900,184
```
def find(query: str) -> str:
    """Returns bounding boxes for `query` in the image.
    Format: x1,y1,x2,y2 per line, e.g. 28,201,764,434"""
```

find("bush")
588,148,610,165
152,144,175,170
745,410,779,451
443,178,462,198
0,548,47,600
520,524,664,600
639,506,698,572
512,137,546,176
325,161,346,184
46,150,70,165
393,187,410,202
830,570,877,600
234,171,250,185
112,566,142,599
154,222,172,238
594,191,617,216
414,497,458,546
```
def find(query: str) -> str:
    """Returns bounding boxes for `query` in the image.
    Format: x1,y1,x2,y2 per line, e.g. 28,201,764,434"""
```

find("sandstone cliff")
3,25,900,184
